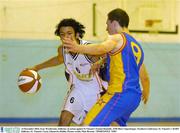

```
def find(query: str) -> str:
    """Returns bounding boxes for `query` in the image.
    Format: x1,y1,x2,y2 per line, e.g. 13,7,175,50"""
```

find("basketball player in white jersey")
29,18,107,126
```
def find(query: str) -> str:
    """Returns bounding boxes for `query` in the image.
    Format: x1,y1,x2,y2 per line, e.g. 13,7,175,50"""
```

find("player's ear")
76,33,80,39
113,20,119,27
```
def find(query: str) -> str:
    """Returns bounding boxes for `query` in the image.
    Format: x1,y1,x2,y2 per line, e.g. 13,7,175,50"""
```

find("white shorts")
62,84,100,125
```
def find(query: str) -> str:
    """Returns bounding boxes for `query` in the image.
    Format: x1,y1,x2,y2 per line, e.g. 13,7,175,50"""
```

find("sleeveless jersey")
107,32,144,93
62,40,102,95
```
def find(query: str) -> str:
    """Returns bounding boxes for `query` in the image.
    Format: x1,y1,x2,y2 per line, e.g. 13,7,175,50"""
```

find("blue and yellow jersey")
107,32,144,93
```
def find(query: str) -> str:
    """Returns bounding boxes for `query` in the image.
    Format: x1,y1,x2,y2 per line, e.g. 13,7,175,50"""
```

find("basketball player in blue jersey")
28,18,107,126
63,8,150,126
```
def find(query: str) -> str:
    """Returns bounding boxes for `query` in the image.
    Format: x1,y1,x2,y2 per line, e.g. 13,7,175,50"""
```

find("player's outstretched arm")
63,38,117,55
140,63,150,104
29,45,63,71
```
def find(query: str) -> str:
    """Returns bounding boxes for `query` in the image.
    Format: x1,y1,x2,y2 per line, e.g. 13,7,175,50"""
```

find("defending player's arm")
90,56,107,75
63,34,124,55
139,63,150,104
31,45,64,71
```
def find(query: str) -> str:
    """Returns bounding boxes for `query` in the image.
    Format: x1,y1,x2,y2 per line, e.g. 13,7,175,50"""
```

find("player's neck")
116,27,129,34
122,28,129,34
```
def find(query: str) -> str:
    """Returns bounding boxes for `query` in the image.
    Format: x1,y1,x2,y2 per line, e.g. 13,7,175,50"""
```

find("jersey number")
70,97,75,103
131,42,142,65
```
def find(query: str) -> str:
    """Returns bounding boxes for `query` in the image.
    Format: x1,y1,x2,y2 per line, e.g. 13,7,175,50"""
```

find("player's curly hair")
108,8,129,28
54,18,85,38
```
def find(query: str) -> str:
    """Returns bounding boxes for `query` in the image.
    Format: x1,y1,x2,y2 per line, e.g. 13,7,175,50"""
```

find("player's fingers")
142,95,148,104
89,69,94,76
23,68,29,71
141,93,144,99
70,36,74,41
142,95,145,101
89,66,95,75
66,47,76,53
144,99,147,104
63,43,72,49
24,67,38,72
62,38,70,44
91,69,96,75
65,48,72,53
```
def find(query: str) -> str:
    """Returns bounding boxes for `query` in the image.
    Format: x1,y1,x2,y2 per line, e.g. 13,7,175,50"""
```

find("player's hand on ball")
25,66,39,72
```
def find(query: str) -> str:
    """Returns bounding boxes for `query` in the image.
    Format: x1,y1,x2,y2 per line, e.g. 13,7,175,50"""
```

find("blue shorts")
83,90,141,126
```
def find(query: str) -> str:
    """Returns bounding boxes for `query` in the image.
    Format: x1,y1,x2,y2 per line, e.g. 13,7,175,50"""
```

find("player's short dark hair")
54,18,85,38
108,8,129,28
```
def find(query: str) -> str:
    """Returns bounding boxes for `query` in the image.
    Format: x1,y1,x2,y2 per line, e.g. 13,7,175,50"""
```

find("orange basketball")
17,69,42,94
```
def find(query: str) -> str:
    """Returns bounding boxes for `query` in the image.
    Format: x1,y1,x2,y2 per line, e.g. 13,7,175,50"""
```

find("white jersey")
61,40,104,125
63,40,102,93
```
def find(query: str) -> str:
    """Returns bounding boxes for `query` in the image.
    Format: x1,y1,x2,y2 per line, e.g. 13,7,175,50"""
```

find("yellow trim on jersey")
109,33,126,56
83,92,114,125
73,70,93,81
107,53,126,93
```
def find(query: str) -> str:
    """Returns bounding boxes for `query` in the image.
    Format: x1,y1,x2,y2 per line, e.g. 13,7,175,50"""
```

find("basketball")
17,69,42,94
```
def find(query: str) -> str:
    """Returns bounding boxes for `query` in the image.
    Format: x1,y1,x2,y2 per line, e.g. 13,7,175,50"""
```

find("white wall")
0,0,180,42
0,0,93,39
